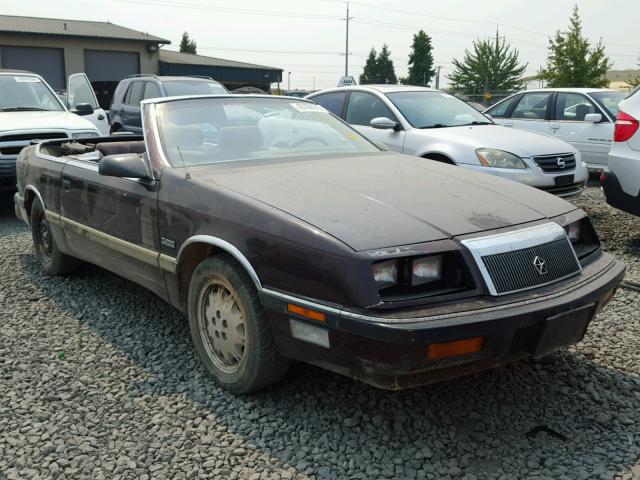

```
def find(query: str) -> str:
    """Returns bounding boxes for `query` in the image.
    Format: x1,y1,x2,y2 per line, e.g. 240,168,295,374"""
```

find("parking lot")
0,183,638,480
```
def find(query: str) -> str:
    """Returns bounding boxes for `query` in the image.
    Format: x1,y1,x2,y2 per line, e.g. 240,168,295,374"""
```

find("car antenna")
176,146,191,180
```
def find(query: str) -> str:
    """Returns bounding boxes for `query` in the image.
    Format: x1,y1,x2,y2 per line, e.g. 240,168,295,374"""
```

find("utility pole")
435,66,441,89
288,71,291,91
344,2,353,76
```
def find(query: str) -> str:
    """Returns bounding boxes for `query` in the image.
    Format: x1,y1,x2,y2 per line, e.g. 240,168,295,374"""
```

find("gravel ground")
0,185,639,480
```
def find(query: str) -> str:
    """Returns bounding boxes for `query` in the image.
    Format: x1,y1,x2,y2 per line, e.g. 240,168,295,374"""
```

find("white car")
602,86,640,215
307,85,588,197
57,73,110,136
484,88,626,170
0,69,100,191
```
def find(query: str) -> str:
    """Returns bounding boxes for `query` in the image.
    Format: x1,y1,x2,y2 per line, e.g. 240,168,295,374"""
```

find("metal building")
159,50,282,92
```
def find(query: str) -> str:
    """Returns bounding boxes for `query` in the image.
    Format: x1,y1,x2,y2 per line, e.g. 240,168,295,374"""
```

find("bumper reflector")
287,303,326,322
290,319,330,348
427,337,485,360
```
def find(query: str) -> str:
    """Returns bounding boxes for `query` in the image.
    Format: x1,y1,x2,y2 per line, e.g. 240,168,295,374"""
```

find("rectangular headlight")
412,255,442,286
372,259,398,288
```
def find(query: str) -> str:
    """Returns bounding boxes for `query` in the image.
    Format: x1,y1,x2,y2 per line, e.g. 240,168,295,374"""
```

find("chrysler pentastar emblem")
533,256,548,275
557,157,566,169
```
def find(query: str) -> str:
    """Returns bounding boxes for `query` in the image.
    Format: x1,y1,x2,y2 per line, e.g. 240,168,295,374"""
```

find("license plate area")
554,174,574,186
534,303,595,357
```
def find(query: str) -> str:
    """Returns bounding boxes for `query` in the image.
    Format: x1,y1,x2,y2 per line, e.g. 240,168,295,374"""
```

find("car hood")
0,111,97,133
196,152,576,251
418,124,576,158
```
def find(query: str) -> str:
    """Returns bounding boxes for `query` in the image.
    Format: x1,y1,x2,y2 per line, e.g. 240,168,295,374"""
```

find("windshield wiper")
458,121,492,126
0,107,51,112
419,123,449,129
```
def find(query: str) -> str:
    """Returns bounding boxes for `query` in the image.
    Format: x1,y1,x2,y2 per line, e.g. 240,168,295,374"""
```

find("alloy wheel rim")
197,279,247,374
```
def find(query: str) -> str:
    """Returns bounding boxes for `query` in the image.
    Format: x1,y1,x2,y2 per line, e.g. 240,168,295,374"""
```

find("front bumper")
262,252,624,389
601,170,640,216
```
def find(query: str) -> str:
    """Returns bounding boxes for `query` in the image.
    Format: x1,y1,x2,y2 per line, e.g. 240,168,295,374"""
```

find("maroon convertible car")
14,95,624,393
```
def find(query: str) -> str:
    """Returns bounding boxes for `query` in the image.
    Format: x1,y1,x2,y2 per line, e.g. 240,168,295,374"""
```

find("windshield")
386,91,491,128
156,97,379,167
0,75,64,112
162,80,229,96
590,91,626,118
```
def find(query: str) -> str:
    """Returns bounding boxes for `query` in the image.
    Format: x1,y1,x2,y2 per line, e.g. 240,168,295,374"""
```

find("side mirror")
99,153,152,180
72,103,94,116
584,113,602,123
370,116,398,130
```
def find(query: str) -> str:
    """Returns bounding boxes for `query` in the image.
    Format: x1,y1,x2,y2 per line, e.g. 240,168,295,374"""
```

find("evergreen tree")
180,32,197,54
448,31,526,93
403,30,436,86
538,6,611,87
376,44,397,84
359,48,378,84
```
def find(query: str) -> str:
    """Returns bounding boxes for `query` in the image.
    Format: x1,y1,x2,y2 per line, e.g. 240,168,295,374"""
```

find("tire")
187,255,289,394
30,200,79,275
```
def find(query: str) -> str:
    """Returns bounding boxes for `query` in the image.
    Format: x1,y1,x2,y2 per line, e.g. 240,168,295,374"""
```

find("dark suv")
109,75,228,133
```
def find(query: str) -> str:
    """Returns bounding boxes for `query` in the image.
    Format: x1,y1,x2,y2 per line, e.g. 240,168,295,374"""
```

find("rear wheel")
187,255,289,393
30,200,78,275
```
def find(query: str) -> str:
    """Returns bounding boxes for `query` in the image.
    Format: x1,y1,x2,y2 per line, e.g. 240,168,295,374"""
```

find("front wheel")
30,200,79,275
187,255,289,394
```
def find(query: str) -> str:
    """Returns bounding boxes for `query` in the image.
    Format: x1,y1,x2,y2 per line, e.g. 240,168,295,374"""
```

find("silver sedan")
307,85,588,197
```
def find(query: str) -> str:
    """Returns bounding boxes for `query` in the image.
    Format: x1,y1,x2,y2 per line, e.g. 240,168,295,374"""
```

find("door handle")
503,122,513,127
62,179,71,191
550,125,560,131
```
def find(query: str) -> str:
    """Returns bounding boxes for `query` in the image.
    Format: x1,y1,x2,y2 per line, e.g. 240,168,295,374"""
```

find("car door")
120,81,144,134
504,91,553,136
550,92,610,167
59,150,166,297
67,73,109,136
344,91,406,152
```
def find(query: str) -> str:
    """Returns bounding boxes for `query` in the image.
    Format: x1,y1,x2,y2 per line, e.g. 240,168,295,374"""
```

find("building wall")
0,33,160,77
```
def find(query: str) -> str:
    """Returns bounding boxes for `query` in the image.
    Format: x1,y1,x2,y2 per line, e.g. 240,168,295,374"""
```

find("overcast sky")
6,0,640,90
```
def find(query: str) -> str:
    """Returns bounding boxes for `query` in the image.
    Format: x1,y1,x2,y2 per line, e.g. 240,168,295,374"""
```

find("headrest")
218,126,263,151
96,141,146,157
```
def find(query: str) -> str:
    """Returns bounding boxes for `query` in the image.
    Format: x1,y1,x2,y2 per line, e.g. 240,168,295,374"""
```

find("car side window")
143,81,162,100
126,82,144,107
486,97,516,118
345,91,397,126
511,92,552,120
555,92,596,121
310,91,347,116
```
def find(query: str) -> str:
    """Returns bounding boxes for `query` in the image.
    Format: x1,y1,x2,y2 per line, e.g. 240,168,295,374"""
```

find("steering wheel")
291,137,329,148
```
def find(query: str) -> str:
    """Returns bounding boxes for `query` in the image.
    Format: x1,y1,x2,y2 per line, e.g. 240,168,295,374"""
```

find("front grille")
0,132,67,142
509,324,542,354
537,182,584,198
481,238,580,294
0,146,23,156
533,153,576,173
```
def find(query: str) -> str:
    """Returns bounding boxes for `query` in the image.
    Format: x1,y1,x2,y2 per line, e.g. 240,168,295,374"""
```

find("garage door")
0,46,65,89
84,50,140,82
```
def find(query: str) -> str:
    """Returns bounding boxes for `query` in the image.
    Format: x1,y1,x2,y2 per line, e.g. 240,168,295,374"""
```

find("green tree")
376,44,397,84
179,31,197,54
538,6,611,87
626,58,640,88
448,31,527,93
359,48,378,84
402,30,436,86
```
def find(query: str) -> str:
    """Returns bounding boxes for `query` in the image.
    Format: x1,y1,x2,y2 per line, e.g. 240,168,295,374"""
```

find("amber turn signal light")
426,337,484,360
287,304,326,322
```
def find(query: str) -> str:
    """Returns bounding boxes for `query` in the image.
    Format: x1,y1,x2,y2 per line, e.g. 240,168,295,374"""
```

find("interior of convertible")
40,97,380,167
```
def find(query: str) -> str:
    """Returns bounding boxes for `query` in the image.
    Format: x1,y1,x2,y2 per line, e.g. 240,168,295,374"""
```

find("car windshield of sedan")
590,91,626,118
386,91,492,129
0,75,64,112
155,97,380,166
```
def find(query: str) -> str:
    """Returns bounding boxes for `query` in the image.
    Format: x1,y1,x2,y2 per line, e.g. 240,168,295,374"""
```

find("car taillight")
613,111,639,142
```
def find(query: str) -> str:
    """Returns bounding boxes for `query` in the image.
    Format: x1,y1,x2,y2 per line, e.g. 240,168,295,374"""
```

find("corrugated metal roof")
159,49,282,72
0,14,169,43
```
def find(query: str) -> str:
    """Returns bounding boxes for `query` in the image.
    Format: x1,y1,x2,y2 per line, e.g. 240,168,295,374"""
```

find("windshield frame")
0,73,66,112
145,95,382,169
588,91,626,120
385,90,493,129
